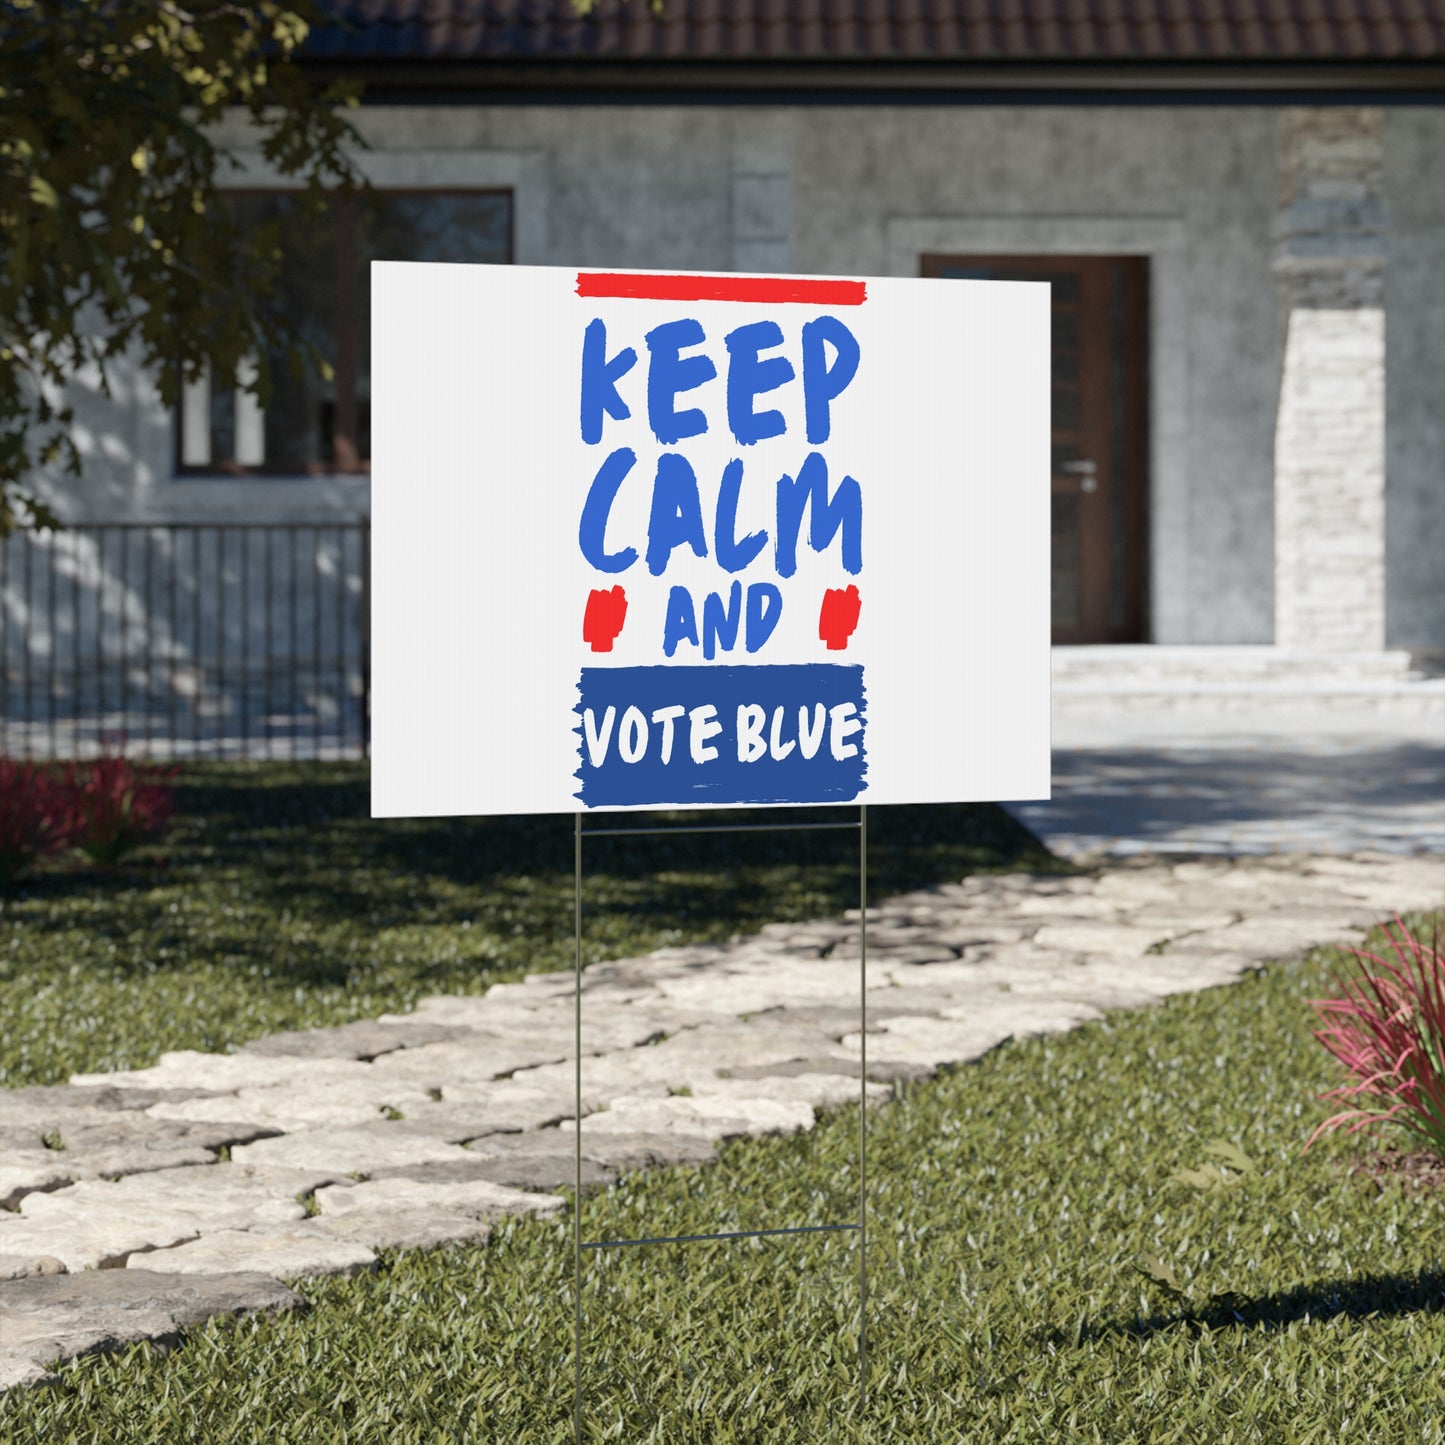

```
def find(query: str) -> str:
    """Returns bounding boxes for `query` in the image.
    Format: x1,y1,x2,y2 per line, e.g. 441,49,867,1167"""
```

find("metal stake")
570,806,869,1441
859,801,868,1425
574,811,583,1445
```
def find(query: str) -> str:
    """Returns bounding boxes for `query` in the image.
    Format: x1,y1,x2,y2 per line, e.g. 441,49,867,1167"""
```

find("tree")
0,0,365,535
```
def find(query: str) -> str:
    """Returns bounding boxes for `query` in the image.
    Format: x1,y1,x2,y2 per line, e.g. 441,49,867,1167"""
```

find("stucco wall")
1384,109,1445,652
31,101,1437,647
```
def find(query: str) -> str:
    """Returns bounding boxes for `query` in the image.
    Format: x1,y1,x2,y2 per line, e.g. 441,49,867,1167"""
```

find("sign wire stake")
574,811,583,1445
570,807,869,1442
859,801,868,1428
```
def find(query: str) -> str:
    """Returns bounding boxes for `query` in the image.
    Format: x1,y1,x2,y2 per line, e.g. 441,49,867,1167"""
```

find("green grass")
4,917,1443,1442
0,761,1058,1087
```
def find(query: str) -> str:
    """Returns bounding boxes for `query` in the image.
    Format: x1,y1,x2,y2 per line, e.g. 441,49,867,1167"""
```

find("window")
177,190,513,476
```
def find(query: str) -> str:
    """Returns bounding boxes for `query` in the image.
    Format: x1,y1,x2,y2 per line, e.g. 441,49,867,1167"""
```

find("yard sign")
370,265,1049,817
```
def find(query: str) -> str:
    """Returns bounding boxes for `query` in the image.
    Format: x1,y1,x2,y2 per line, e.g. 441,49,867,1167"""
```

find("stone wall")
1273,108,1387,652
21,102,1445,648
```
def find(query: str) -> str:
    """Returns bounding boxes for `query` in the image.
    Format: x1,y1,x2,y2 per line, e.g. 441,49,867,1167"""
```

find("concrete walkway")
3,848,1441,1392
1007,710,1445,859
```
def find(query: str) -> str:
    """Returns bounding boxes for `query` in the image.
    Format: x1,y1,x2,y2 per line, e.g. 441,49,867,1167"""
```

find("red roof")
307,0,1445,64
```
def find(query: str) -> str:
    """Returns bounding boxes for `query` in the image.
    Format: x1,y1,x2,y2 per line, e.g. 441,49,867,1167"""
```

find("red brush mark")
583,586,628,653
819,586,861,651
576,273,867,307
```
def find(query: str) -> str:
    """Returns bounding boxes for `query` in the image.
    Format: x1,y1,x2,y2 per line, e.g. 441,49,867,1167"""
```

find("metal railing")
1,523,369,760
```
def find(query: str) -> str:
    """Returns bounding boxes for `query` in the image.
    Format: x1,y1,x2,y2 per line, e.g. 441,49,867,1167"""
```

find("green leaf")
1134,1250,1185,1298
1202,1138,1255,1174
1169,1164,1232,1190
28,175,58,209
1170,1138,1255,1189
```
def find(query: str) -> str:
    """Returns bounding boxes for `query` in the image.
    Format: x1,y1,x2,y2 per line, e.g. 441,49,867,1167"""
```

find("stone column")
1273,108,1388,651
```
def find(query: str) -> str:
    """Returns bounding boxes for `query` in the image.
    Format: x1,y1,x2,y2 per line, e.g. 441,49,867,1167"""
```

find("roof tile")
308,0,1445,64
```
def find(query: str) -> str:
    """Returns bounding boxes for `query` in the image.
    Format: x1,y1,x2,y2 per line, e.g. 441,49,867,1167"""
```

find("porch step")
1051,647,1445,720
1052,646,1419,685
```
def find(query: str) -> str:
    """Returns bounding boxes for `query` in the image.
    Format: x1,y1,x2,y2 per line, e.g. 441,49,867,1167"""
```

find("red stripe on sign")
575,273,867,306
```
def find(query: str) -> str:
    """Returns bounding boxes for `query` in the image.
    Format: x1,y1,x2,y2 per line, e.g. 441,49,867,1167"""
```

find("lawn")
2,766,1441,1441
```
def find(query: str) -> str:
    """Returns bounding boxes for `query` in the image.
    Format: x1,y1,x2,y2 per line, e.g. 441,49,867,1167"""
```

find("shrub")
1306,919,1445,1159
0,759,73,885
62,755,179,867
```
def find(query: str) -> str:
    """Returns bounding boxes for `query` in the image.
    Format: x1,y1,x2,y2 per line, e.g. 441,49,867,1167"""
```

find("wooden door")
921,255,1149,643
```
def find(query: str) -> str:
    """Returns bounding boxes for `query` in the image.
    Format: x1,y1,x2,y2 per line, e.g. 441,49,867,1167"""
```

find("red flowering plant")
62,755,179,867
0,759,73,885
1305,919,1445,1160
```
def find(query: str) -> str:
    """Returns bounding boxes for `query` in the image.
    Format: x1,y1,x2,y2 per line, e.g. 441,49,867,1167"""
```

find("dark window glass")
178,191,512,476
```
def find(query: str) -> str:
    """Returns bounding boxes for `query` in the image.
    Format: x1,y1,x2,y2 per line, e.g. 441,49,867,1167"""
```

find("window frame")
173,185,515,480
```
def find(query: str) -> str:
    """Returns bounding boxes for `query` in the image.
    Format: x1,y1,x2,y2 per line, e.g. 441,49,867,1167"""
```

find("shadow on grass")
379,808,1054,949
1052,1267,1445,1343
4,763,1066,990
169,763,1065,919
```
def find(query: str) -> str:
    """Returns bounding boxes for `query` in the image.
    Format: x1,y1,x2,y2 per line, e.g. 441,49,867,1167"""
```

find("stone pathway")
3,851,1441,1391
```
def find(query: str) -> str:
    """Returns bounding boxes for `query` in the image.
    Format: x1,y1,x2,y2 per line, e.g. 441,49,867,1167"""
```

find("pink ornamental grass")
0,759,72,884
62,754,178,867
1305,919,1445,1159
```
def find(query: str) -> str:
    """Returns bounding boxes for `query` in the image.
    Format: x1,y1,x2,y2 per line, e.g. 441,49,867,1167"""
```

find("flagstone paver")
368,1152,618,1195
0,1255,65,1283
68,1052,378,1096
239,1019,477,1061
226,1126,483,1176
306,1210,495,1254
127,1228,380,1281
0,1270,303,1390
558,1093,818,1139
310,1175,565,1222
0,1166,72,1214
2,852,1440,1389
388,1087,579,1139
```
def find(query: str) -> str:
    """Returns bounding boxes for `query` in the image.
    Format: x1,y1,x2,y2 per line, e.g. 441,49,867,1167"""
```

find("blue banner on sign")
574,664,867,807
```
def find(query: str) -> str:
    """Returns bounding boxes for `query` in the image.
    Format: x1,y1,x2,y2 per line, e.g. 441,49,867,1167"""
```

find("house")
6,0,1443,756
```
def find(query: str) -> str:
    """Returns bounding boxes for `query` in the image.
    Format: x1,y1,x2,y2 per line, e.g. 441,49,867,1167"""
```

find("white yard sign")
371,265,1049,817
